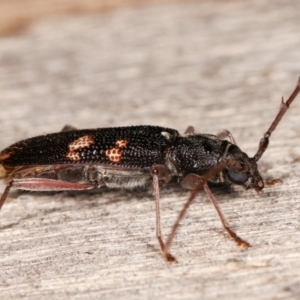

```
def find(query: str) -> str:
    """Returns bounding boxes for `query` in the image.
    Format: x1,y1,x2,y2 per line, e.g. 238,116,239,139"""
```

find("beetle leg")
184,126,195,134
217,129,236,145
180,173,202,190
180,172,250,248
264,178,283,187
61,125,78,132
152,165,177,263
11,178,96,191
0,178,96,210
0,181,13,210
203,183,250,248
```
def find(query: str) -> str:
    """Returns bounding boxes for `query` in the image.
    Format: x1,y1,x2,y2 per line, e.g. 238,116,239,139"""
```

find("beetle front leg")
0,178,96,210
180,173,250,248
203,183,250,248
152,165,177,263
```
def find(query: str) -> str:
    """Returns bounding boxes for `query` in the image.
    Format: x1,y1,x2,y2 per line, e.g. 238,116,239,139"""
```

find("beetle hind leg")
0,178,96,210
61,125,78,132
184,126,195,134
0,181,13,210
12,178,97,191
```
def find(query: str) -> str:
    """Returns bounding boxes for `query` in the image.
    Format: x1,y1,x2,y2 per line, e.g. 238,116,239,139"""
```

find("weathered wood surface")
0,0,176,36
0,0,300,299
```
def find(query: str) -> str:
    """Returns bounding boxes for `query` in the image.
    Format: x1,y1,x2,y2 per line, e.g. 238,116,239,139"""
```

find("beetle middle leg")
152,164,177,263
217,129,237,144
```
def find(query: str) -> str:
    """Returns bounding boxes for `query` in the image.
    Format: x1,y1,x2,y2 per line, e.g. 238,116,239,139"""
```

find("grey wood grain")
0,0,300,299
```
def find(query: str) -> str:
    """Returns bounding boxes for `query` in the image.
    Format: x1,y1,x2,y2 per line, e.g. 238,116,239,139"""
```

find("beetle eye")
226,168,249,185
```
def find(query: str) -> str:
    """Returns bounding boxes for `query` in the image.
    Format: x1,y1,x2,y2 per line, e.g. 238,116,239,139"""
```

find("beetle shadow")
207,182,234,194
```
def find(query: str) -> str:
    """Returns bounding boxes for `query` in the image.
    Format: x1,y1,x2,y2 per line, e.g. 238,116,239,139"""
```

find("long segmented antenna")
254,78,300,162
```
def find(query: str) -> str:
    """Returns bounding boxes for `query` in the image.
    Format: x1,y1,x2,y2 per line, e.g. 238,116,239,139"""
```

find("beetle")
0,78,299,263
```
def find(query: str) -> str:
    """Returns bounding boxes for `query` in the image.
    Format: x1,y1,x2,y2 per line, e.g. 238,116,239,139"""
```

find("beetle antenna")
253,77,300,162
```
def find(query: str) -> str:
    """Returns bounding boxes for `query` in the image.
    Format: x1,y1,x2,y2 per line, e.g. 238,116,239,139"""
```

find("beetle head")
224,145,264,192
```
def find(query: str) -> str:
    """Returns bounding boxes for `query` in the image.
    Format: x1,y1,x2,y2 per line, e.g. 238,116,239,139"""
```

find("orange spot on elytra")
66,135,94,161
116,139,128,148
105,147,122,163
105,139,128,163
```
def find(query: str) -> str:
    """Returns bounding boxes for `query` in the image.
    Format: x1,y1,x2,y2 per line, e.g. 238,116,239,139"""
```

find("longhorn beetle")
0,78,300,263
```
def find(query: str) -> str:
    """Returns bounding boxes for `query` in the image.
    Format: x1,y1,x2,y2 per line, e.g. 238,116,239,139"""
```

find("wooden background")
0,0,300,299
